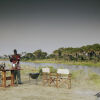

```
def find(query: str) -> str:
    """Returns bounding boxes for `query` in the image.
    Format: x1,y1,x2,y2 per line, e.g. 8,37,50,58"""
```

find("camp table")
0,68,21,87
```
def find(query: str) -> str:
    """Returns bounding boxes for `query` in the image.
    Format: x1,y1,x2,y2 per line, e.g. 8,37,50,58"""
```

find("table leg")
11,70,14,86
56,74,59,88
2,71,6,87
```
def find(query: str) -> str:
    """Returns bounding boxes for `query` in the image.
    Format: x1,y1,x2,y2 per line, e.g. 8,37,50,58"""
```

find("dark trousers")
14,70,22,84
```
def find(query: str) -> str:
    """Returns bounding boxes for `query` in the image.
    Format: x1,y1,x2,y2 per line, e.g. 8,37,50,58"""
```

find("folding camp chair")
56,69,71,89
42,68,50,86
48,72,58,87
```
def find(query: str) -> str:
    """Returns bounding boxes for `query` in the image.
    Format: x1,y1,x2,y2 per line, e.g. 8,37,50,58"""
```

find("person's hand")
17,67,21,69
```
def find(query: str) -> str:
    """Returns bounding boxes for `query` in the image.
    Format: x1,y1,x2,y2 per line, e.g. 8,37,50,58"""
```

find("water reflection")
0,61,100,75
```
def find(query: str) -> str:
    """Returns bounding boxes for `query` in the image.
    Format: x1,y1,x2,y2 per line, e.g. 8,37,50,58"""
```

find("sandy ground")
0,65,99,100
0,74,99,100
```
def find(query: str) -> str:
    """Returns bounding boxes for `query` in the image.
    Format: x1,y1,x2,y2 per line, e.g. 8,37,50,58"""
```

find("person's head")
14,49,17,55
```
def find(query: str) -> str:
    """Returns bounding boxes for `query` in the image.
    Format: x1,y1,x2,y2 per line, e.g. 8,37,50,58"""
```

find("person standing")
9,49,22,84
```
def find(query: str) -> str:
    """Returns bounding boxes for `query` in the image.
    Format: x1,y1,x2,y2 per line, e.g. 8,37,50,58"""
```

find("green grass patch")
88,72,100,86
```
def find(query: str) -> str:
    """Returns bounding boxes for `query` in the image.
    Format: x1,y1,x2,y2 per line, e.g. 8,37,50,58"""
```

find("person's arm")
16,54,21,64
9,56,13,62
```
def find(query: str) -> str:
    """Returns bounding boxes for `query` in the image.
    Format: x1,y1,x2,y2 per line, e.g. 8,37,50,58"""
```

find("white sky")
0,0,100,55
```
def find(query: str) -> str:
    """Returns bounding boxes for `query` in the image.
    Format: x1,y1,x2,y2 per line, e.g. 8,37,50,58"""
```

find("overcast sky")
0,0,100,55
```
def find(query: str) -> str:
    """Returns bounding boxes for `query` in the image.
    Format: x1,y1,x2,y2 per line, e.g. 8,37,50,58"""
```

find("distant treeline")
21,43,100,62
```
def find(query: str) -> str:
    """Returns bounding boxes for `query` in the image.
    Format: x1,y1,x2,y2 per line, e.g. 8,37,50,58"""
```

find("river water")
0,61,100,75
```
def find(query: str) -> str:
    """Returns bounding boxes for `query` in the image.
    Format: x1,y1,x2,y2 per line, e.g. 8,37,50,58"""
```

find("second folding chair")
42,68,50,86
56,69,71,89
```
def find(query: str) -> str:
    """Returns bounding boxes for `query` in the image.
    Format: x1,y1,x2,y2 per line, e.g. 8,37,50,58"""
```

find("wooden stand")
0,68,21,88
2,70,6,87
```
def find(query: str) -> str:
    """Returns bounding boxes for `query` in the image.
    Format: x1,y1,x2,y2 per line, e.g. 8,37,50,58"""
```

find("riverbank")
22,59,100,67
1,59,100,67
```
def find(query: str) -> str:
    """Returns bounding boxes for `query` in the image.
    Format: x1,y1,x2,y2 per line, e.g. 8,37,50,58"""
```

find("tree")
33,49,48,59
33,49,42,59
21,53,35,60
41,52,47,59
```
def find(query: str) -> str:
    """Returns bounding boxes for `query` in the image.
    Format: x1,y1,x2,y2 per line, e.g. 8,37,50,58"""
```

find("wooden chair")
56,69,71,89
42,68,50,86
48,72,58,87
